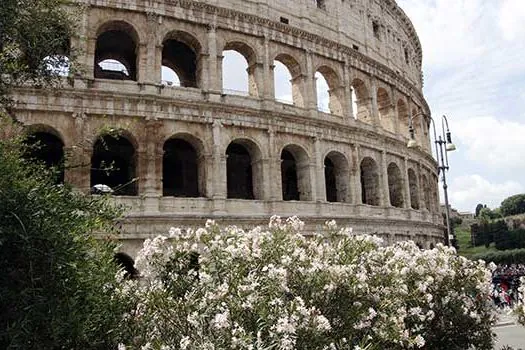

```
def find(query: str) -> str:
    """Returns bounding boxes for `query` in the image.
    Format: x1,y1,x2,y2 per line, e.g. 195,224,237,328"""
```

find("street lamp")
407,113,457,247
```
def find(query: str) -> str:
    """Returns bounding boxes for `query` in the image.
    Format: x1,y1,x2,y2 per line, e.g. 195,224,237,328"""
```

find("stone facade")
12,0,442,256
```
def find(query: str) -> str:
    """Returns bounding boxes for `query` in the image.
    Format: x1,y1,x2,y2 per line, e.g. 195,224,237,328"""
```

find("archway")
91,134,137,195
163,138,200,197
351,79,371,123
162,31,201,87
408,168,419,210
378,88,394,132
222,42,258,97
315,66,342,115
24,131,65,183
360,157,379,206
274,53,303,107
281,145,311,201
387,162,404,208
324,151,350,203
94,21,138,80
226,140,262,200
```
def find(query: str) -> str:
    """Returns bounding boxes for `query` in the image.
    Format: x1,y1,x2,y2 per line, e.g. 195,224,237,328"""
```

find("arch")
222,41,258,97
281,144,312,201
162,136,204,197
421,174,431,211
162,31,202,88
397,99,409,139
387,162,404,208
23,129,65,183
274,53,303,106
94,21,139,80
408,168,419,210
315,65,343,115
91,133,137,196
377,88,394,132
324,151,350,203
360,157,380,206
226,139,263,200
351,78,371,123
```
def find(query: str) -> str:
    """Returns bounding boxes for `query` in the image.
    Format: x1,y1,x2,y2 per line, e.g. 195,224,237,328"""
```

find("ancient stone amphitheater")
14,0,442,255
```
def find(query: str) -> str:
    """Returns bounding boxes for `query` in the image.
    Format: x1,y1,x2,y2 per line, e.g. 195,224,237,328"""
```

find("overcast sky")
396,0,525,212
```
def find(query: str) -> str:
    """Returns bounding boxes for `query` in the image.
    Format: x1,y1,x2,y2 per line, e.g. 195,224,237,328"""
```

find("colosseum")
13,0,443,255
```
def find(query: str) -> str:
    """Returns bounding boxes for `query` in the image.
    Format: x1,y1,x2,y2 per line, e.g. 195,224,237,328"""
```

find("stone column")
314,137,326,201
351,144,362,204
380,150,389,207
267,129,280,200
391,87,400,134
206,24,221,93
263,36,274,101
343,62,353,122
370,76,380,126
211,120,226,199
248,62,264,98
305,50,317,111
416,162,424,210
403,157,411,209
137,43,148,84
145,12,160,85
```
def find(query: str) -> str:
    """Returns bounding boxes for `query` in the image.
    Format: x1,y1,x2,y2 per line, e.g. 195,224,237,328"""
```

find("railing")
222,88,250,97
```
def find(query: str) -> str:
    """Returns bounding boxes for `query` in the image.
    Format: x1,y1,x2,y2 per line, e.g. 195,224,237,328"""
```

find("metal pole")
437,135,452,246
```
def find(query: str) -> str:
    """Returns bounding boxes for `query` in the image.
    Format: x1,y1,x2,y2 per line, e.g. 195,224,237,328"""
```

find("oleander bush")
116,217,497,350
517,277,525,325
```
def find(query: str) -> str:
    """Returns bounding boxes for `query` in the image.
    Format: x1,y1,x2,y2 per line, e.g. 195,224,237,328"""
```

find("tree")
500,194,525,217
475,203,484,218
0,0,74,109
0,118,128,349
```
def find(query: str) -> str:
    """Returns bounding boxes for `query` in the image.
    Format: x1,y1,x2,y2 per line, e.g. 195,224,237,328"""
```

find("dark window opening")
316,0,326,10
352,45,359,51
280,17,289,24
372,21,380,39
23,132,65,183
360,158,379,206
281,150,299,201
91,135,137,196
325,157,337,202
95,28,137,80
163,139,200,197
162,39,198,88
387,163,404,208
404,47,410,65
226,143,254,199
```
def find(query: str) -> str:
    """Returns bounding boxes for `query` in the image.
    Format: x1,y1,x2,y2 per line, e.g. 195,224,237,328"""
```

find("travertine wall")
12,0,443,256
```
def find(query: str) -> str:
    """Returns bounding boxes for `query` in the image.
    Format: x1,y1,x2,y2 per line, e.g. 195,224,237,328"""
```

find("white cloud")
499,0,525,41
453,116,525,170
447,174,524,212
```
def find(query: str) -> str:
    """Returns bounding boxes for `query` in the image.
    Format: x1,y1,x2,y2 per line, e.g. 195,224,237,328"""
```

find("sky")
157,0,525,213
397,0,525,212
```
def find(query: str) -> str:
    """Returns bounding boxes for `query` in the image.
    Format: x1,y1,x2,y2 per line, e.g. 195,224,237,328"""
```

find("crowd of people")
491,264,525,308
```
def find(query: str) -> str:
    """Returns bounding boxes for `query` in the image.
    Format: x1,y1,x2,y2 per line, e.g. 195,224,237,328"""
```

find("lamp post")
407,113,456,247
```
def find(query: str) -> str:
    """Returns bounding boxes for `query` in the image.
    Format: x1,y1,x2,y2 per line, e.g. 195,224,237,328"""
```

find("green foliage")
471,220,510,248
0,0,75,108
471,248,525,265
0,123,127,349
475,203,484,218
500,194,525,217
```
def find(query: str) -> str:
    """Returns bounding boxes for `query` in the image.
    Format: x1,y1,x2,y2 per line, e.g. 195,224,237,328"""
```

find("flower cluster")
116,217,496,350
517,277,525,325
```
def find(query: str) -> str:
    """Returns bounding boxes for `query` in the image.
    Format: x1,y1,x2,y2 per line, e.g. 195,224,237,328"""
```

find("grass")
455,226,499,257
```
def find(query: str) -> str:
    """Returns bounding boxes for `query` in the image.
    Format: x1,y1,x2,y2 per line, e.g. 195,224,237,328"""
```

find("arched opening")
421,174,431,211
315,66,342,115
162,32,201,88
23,131,65,183
114,252,139,279
226,140,262,200
351,79,371,123
324,151,350,203
387,162,404,208
274,54,303,107
281,145,311,201
377,88,394,132
360,157,379,206
273,61,293,105
161,66,181,87
91,134,137,196
163,138,200,197
222,42,257,97
408,168,419,210
398,99,409,139
94,21,138,80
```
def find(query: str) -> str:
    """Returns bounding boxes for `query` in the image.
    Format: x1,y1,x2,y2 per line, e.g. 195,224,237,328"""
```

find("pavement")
494,309,525,350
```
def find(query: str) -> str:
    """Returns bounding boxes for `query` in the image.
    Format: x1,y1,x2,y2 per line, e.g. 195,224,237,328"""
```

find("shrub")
0,124,127,349
471,249,525,265
117,217,496,350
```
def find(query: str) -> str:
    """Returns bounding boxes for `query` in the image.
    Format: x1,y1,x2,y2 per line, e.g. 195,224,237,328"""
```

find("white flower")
179,336,191,350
